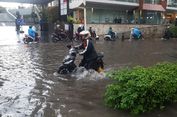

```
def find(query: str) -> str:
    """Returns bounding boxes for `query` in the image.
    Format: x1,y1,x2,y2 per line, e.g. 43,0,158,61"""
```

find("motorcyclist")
75,30,98,70
129,26,143,40
77,25,84,34
108,27,115,38
28,25,37,41
75,25,84,40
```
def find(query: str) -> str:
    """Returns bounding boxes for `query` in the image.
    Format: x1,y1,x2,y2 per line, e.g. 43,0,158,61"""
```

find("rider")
129,26,143,40
76,25,84,40
77,25,84,34
108,27,115,38
28,25,36,40
75,30,98,70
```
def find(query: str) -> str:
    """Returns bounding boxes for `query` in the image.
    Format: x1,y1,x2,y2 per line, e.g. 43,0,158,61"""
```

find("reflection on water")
0,27,177,117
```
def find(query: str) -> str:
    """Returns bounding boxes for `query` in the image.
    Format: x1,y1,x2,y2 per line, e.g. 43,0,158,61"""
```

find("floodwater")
0,26,177,117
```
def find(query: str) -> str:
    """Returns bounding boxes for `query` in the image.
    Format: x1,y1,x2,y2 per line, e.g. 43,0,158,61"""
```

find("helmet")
79,30,90,39
56,24,60,28
79,24,82,27
29,25,32,28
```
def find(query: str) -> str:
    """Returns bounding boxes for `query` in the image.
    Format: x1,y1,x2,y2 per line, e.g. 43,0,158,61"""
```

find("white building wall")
49,0,58,6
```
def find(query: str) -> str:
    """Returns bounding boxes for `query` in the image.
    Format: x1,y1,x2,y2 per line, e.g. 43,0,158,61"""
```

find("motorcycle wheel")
60,69,69,74
104,37,110,41
23,38,29,44
58,65,69,74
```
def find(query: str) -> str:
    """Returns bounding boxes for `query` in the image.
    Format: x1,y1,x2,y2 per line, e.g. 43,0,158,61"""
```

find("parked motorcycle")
51,32,68,43
23,33,40,44
57,45,104,74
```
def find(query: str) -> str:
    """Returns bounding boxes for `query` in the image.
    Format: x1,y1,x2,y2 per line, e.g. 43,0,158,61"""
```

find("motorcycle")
104,32,118,41
57,45,78,74
57,45,104,74
51,32,68,43
131,32,144,40
23,33,40,44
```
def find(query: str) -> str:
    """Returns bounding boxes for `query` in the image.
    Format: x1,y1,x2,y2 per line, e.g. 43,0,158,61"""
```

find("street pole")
84,0,87,30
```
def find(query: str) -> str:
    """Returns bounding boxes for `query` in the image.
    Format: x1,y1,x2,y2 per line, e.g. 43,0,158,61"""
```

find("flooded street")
0,25,177,117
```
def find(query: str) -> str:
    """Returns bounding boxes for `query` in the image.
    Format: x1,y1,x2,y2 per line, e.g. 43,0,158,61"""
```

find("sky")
0,2,31,8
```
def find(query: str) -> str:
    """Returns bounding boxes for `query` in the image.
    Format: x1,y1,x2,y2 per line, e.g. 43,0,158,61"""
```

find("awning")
0,0,52,4
143,4,165,12
70,1,84,9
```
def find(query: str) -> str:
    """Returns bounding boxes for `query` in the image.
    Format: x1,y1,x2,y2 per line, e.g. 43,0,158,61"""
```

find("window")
144,0,161,4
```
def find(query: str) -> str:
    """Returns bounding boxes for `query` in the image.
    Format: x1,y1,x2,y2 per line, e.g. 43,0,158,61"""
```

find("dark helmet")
29,25,32,28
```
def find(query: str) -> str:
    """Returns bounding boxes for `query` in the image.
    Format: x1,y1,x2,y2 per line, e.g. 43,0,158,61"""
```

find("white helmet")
79,30,90,39
57,24,60,28
79,24,82,27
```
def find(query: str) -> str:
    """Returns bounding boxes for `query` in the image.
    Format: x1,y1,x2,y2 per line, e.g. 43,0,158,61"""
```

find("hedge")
104,62,177,115
169,25,177,38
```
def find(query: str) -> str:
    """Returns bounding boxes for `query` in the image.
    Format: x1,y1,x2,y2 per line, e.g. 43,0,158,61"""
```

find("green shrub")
169,26,177,38
104,62,177,115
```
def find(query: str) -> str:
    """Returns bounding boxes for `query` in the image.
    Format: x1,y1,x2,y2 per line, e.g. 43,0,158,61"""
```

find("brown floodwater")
0,26,177,117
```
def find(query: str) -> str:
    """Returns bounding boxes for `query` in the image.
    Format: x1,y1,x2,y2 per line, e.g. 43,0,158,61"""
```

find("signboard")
60,0,68,15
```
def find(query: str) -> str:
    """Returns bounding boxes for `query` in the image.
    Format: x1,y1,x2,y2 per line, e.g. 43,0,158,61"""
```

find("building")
69,0,177,25
166,0,177,23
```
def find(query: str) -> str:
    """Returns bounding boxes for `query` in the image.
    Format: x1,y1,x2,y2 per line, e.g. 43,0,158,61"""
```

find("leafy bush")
169,25,177,38
104,62,177,115
67,15,80,24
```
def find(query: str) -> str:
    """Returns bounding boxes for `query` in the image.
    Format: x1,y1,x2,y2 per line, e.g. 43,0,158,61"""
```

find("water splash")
71,67,106,81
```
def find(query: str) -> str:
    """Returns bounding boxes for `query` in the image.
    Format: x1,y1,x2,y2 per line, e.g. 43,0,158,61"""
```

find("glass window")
167,0,177,7
144,0,161,4
113,0,138,3
142,11,162,24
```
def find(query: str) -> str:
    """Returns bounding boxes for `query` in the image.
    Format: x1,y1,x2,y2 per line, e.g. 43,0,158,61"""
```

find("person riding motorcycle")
108,27,115,38
75,30,98,70
74,25,84,41
28,25,37,40
130,26,143,40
